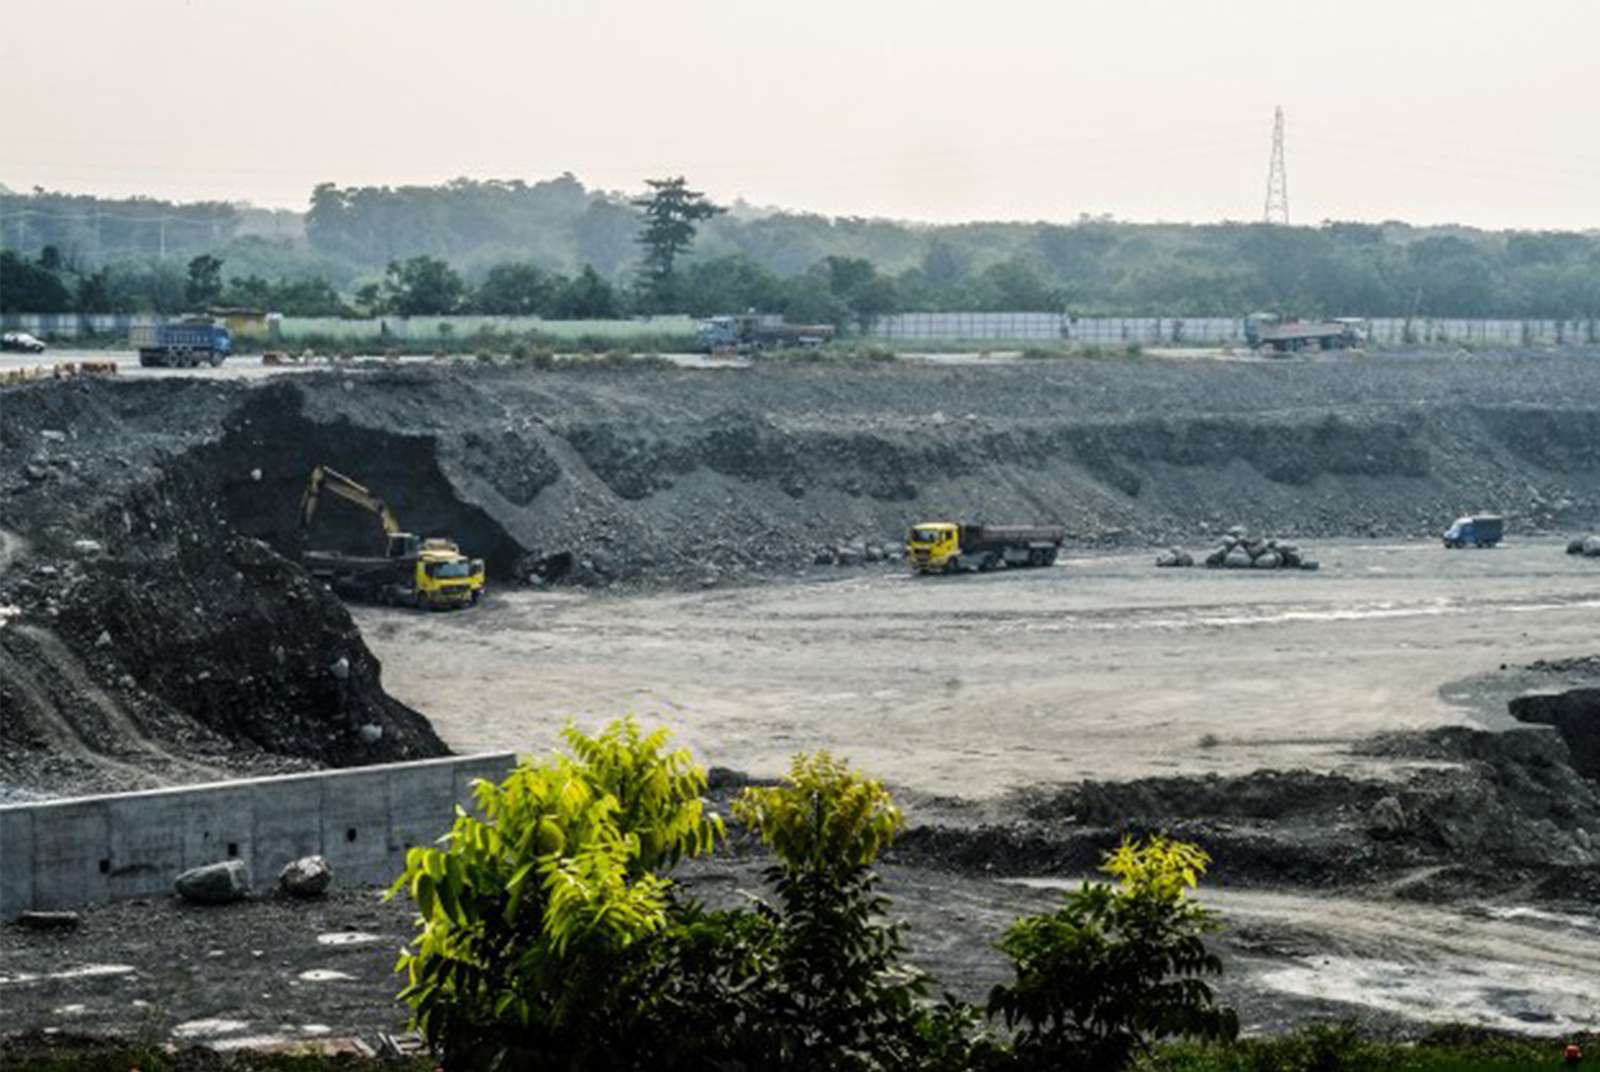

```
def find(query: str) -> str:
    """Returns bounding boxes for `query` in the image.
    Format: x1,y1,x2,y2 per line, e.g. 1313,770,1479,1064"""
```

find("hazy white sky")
6,0,1598,229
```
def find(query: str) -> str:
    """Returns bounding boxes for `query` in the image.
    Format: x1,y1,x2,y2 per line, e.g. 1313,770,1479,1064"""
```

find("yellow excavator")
298,466,485,609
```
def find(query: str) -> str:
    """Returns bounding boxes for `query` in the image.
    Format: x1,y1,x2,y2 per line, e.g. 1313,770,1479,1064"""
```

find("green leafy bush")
989,835,1239,1070
731,751,929,1070
389,718,722,1068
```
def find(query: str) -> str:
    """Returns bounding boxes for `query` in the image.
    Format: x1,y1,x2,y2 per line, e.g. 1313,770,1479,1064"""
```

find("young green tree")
390,718,723,1069
732,752,929,1070
631,176,724,311
988,835,1239,1070
184,253,224,308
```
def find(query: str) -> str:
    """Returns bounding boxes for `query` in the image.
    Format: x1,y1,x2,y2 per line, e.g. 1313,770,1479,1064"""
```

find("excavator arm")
300,465,402,536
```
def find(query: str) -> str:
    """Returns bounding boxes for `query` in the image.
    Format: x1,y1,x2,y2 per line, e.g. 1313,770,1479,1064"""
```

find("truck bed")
963,524,1065,546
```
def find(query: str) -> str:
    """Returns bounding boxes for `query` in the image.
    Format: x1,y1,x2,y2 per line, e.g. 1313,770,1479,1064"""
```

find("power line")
1263,105,1289,224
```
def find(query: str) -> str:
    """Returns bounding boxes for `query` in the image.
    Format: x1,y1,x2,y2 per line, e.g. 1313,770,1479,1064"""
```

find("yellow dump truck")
907,522,1065,574
298,466,485,609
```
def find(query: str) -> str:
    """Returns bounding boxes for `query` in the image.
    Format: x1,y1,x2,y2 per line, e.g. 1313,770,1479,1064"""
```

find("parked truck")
1442,514,1503,548
906,522,1065,574
129,321,233,368
298,466,484,609
698,314,836,353
1244,313,1364,353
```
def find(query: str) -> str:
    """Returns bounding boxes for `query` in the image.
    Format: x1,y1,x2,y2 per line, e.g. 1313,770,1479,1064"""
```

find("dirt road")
360,538,1599,797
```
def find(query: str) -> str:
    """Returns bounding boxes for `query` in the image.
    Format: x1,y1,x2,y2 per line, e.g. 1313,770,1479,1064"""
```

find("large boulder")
1253,551,1282,570
175,859,251,905
1583,536,1600,558
1368,796,1408,839
279,855,334,899
1205,546,1229,568
1224,549,1253,569
1299,559,1320,571
1567,538,1586,555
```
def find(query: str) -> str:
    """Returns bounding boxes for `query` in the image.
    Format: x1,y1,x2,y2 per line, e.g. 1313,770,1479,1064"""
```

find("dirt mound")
1510,689,1600,780
895,727,1600,892
0,378,444,800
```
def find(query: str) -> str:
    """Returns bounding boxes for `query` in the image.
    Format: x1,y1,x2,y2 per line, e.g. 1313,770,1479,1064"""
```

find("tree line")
7,172,1600,320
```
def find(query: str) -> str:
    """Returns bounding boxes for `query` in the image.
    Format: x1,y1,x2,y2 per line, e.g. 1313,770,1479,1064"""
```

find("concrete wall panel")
388,759,457,865
319,766,393,886
0,807,35,919
31,800,110,910
106,793,187,899
182,784,254,872
250,773,327,882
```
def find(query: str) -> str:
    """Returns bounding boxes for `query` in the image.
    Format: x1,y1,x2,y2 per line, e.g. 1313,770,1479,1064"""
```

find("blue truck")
128,321,233,368
1442,514,1503,548
698,314,835,353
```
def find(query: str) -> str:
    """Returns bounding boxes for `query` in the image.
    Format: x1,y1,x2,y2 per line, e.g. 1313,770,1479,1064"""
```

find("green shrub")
989,835,1239,1070
728,751,930,1070
389,718,723,1069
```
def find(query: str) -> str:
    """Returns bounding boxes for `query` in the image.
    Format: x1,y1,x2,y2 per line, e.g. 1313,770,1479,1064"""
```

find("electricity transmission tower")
1263,105,1289,224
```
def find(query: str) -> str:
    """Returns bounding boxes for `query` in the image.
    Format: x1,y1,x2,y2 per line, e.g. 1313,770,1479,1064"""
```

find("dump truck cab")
907,523,962,571
412,537,485,608
414,545,475,608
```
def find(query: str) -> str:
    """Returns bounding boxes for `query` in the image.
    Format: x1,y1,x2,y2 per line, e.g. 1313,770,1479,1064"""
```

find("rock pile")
1201,527,1319,571
1565,536,1600,557
813,539,902,568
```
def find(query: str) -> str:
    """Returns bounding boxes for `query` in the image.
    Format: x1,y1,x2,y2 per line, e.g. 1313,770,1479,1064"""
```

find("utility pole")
1263,105,1289,225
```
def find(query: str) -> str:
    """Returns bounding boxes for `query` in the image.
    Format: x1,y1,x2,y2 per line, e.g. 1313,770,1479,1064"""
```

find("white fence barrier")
4,312,1598,347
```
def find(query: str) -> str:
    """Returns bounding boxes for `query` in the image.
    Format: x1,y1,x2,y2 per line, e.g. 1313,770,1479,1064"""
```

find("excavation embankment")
8,351,1600,801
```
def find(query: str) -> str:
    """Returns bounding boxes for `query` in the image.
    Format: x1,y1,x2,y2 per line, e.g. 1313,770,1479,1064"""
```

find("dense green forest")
4,175,1600,319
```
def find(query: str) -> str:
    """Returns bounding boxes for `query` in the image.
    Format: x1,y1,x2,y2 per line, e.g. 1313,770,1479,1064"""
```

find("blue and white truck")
1442,514,1503,548
128,321,233,368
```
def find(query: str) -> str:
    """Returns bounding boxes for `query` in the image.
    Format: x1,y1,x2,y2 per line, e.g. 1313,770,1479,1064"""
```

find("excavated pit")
12,352,1600,800
209,381,531,578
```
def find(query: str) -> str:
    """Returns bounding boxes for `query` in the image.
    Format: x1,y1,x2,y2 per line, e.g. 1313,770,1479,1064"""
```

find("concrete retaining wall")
0,753,516,918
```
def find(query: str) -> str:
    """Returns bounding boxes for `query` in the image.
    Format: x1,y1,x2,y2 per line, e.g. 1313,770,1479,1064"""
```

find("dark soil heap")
0,378,443,800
